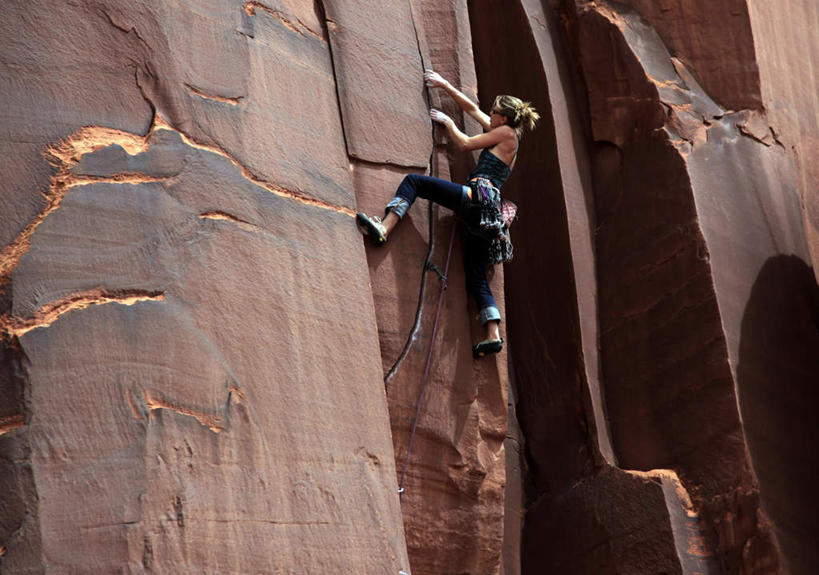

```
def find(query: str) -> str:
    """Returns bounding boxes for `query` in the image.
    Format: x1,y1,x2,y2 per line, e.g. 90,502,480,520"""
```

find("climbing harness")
489,224,515,265
470,177,505,233
469,176,517,265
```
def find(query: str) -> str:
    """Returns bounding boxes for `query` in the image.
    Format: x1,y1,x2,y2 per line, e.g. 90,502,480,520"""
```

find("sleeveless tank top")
465,138,518,237
469,149,512,189
468,132,518,189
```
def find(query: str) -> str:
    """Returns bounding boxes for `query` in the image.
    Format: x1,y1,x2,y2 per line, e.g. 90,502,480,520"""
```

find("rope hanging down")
390,0,460,499
398,221,457,496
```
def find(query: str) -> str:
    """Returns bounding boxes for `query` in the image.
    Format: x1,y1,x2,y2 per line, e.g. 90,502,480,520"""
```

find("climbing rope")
387,0,460,502
383,199,438,388
398,220,457,496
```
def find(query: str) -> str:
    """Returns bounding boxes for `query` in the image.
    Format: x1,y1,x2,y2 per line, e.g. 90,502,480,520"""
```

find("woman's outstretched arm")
429,109,514,152
424,70,491,130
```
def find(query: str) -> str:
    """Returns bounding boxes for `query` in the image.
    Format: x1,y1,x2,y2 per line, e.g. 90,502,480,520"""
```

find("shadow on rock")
737,255,819,575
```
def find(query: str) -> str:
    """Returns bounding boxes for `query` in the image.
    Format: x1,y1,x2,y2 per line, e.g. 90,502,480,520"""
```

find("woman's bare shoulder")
491,124,517,140
492,125,517,149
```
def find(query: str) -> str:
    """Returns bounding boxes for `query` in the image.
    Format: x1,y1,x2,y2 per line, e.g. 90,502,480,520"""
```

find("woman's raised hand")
424,69,447,88
429,108,454,127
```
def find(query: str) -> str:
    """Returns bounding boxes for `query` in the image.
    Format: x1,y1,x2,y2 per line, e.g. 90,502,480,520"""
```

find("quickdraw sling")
469,177,517,265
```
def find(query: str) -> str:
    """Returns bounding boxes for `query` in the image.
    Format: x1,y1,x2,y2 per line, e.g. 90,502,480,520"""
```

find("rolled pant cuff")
480,306,501,325
385,197,410,219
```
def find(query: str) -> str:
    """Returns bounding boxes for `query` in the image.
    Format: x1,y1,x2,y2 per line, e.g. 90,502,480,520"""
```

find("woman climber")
356,69,539,358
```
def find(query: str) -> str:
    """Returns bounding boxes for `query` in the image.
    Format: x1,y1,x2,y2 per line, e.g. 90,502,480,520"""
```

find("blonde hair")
492,95,540,134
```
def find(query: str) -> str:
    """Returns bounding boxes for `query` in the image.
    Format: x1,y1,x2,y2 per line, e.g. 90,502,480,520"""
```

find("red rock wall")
472,2,723,573
612,0,762,110
722,2,819,570
0,1,410,572
2,1,818,574
339,0,508,571
747,0,819,282
516,0,818,573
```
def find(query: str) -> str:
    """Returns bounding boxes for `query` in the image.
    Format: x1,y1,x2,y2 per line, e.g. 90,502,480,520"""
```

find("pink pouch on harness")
500,199,517,227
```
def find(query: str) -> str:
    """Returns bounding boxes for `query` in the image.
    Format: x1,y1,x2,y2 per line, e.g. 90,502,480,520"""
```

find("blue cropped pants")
388,174,501,325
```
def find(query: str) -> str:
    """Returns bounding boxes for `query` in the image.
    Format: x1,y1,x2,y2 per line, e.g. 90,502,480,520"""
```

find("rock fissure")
126,388,145,422
173,495,185,527
150,116,356,217
0,289,166,339
64,173,172,189
381,0,441,391
183,83,243,106
97,5,149,48
0,116,355,286
143,390,224,434
182,518,334,526
382,227,434,389
243,2,325,41
227,386,247,404
198,211,259,232
79,520,141,530
0,414,25,436
0,125,154,284
317,4,351,162
349,155,432,171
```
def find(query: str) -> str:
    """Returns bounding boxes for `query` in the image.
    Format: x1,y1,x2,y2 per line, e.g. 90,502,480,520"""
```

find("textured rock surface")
345,1,509,571
0,2,408,573
324,0,430,166
524,467,720,574
551,1,817,573
478,0,818,574
2,0,819,574
746,0,819,281
614,0,761,110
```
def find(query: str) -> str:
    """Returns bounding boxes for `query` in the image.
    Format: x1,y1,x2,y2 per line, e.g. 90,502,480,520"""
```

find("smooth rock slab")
322,0,431,167
0,121,409,573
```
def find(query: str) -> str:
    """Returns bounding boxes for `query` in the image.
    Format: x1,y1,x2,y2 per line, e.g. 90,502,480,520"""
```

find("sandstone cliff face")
510,1,819,574
1,1,817,575
0,2,407,572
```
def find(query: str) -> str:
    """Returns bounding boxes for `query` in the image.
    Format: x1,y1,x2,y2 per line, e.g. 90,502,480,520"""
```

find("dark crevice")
470,1,600,573
383,0,439,388
0,336,37,568
316,1,352,162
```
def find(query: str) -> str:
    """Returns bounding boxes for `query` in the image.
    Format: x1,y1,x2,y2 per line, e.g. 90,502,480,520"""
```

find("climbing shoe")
472,338,503,359
356,212,388,245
